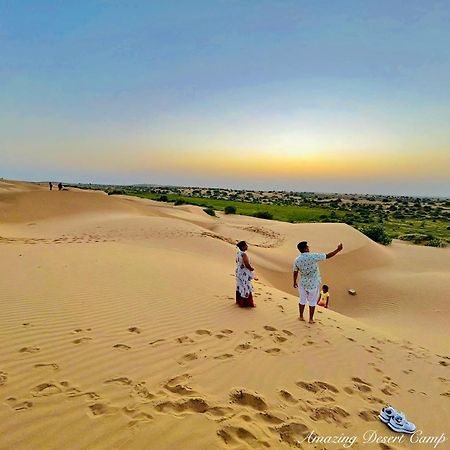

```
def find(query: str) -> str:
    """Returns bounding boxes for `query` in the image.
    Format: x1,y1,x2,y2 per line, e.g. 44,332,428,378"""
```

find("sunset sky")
1,1,449,196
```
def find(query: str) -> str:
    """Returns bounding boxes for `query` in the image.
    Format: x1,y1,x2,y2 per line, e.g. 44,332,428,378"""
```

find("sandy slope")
0,180,448,450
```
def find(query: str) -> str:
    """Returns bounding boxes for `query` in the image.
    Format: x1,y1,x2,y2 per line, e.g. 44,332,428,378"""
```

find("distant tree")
158,195,169,202
174,199,186,205
107,189,126,196
361,225,392,245
253,211,273,220
203,207,216,216
224,205,237,214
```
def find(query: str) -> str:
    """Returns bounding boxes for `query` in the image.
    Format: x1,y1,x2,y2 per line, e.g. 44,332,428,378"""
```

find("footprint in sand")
317,396,335,403
214,333,228,339
265,348,281,355
381,386,395,396
132,382,155,401
218,425,269,448
88,402,117,417
274,422,311,446
229,388,267,411
214,353,234,360
273,334,287,343
258,412,285,424
182,353,199,361
195,330,212,336
164,374,195,395
366,396,385,406
245,331,262,340
351,377,373,393
235,343,253,352
296,380,339,394
73,337,92,344
220,329,233,335
155,397,209,414
128,327,141,334
175,336,194,344
149,339,165,347
5,397,33,411
381,379,399,396
66,388,100,400
263,325,277,332
113,344,131,351
0,372,7,385
34,363,59,371
31,383,62,397
123,406,153,422
282,330,295,336
104,377,133,386
309,405,350,425
57,380,100,400
19,346,40,353
239,414,252,422
359,409,379,422
278,389,298,404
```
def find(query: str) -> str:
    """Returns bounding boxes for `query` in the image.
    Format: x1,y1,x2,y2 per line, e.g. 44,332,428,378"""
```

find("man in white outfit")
293,241,343,324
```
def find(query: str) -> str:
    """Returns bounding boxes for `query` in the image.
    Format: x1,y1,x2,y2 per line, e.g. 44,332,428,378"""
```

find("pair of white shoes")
379,406,416,434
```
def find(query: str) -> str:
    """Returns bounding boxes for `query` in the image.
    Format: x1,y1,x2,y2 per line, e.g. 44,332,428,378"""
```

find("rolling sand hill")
0,180,449,450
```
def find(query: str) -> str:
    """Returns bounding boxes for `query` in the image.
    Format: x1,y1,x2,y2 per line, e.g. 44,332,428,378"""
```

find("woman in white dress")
235,241,256,307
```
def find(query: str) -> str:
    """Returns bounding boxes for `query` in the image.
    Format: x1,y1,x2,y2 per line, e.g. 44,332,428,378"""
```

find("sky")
1,0,449,196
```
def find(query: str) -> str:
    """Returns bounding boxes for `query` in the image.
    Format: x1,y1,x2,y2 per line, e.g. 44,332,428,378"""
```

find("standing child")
318,285,330,308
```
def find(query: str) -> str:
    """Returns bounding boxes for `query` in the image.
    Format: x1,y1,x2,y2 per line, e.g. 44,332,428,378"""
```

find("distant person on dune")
235,241,257,308
293,241,343,324
318,284,330,308
49,182,53,191
58,182,63,191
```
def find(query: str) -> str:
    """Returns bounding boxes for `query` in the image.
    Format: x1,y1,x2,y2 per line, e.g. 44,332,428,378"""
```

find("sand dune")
0,180,448,449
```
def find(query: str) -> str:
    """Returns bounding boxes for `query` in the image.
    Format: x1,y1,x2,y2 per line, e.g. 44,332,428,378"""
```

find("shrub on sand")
224,205,237,214
253,211,273,220
361,225,392,245
203,207,216,216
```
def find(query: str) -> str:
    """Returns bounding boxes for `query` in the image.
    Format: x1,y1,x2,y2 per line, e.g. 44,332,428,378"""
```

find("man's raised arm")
326,243,343,259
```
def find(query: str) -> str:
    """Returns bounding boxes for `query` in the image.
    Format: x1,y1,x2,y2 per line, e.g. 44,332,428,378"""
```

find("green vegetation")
253,211,273,220
106,188,126,196
224,205,237,214
360,225,392,245
73,183,449,247
399,233,447,247
133,192,340,223
203,207,216,217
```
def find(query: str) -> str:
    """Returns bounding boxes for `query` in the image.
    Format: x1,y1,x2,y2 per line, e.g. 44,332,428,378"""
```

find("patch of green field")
119,190,449,246
132,192,342,223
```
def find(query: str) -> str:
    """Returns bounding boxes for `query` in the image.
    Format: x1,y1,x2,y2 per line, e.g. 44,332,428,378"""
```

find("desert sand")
0,179,448,450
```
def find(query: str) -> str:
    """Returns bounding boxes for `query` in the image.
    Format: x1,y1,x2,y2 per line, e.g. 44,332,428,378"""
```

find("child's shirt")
318,291,329,307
